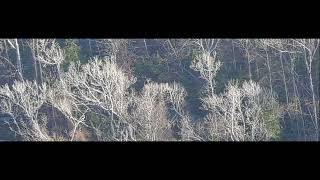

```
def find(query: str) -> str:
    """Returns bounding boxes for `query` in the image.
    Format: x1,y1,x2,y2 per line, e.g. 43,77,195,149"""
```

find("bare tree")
190,45,281,141
36,39,65,81
2,39,24,81
255,39,274,94
132,82,173,140
63,55,194,141
191,51,222,98
237,39,253,80
163,39,193,59
292,39,319,140
2,38,316,142
27,39,43,84
64,56,137,141
0,81,51,140
46,81,88,141
165,82,201,140
200,80,281,141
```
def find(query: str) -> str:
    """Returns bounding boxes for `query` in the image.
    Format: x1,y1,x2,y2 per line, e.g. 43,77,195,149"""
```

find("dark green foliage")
215,66,249,94
179,68,206,119
62,39,81,71
0,39,318,141
263,108,281,140
134,56,173,83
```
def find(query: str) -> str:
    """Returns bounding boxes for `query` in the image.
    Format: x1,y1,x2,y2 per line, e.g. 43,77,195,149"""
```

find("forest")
0,39,318,141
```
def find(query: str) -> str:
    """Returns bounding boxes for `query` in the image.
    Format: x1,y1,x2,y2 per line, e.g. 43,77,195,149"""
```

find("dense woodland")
0,39,318,141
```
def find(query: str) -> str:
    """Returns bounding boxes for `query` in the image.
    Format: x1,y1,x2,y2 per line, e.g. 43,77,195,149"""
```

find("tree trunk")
246,48,252,80
290,54,306,140
36,40,44,84
265,48,273,94
144,39,149,57
304,48,318,140
31,39,38,82
14,39,23,81
232,40,236,69
280,52,289,107
88,39,93,57
3,40,9,59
